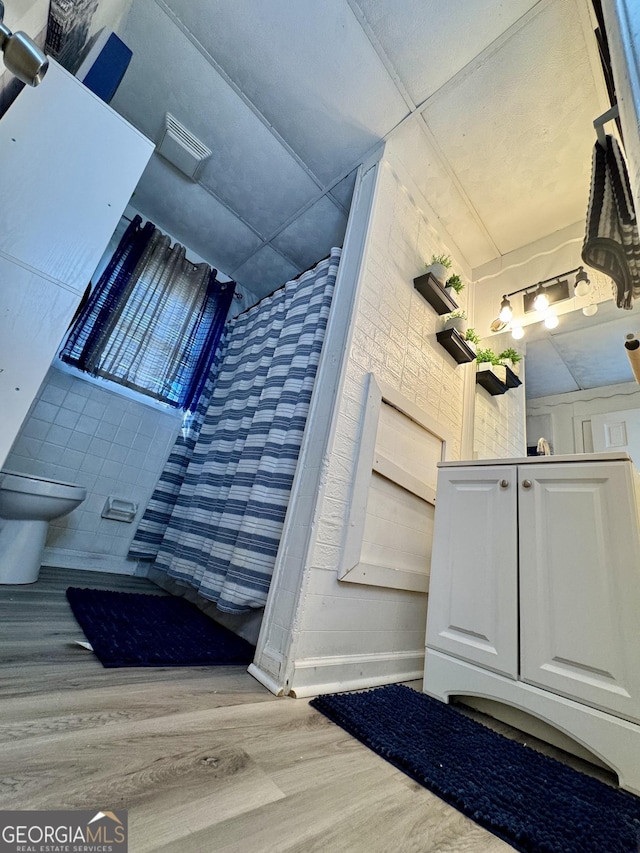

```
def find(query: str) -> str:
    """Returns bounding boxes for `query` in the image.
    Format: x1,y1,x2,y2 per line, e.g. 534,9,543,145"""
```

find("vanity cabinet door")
519,461,640,722
426,466,518,678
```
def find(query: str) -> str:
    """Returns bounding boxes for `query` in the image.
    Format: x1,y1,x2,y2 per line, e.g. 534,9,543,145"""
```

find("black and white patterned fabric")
582,135,640,309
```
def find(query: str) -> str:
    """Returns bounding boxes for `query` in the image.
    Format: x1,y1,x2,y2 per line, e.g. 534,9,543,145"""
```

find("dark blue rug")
310,684,640,853
66,587,255,668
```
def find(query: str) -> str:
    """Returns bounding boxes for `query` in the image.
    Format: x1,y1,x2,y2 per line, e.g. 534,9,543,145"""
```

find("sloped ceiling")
109,0,609,302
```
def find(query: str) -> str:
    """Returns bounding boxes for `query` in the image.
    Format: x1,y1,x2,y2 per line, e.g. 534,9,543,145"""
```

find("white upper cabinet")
0,60,154,293
0,60,153,469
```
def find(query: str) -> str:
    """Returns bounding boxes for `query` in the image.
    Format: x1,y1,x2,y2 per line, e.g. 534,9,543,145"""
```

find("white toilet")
0,471,87,584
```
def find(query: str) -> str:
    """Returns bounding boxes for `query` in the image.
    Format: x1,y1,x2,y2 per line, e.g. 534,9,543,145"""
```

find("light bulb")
583,303,598,316
499,296,513,323
574,268,591,297
533,288,549,312
510,323,524,340
543,311,559,329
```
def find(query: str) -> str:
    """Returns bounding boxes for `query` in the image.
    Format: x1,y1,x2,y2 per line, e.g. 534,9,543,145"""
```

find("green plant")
445,273,464,294
443,309,467,321
476,347,499,365
429,253,453,269
465,327,480,345
498,347,522,364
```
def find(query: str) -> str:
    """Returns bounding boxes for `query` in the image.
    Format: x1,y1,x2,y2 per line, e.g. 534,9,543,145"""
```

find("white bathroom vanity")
424,452,640,794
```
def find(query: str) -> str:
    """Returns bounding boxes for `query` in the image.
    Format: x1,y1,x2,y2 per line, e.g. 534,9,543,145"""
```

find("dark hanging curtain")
61,215,154,369
60,215,234,410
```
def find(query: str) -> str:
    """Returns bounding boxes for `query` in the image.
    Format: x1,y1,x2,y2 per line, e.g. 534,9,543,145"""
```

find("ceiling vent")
156,113,211,181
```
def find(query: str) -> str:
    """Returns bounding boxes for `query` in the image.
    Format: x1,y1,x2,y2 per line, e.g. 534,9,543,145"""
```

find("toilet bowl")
0,470,86,584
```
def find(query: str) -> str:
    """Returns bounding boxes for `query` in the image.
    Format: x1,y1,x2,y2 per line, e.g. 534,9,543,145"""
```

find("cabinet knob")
500,479,509,488
522,479,532,489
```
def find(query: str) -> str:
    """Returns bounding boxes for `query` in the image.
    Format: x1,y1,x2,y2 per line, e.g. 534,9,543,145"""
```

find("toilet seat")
0,470,86,501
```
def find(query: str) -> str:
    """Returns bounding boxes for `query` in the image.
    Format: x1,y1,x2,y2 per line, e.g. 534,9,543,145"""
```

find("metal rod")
505,266,583,299
593,104,619,148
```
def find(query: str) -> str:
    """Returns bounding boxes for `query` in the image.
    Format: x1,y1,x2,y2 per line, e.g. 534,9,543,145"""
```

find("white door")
591,409,640,469
519,461,640,722
425,466,518,678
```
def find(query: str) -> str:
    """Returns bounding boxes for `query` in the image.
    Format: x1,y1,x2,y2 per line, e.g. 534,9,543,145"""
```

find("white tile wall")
5,365,182,571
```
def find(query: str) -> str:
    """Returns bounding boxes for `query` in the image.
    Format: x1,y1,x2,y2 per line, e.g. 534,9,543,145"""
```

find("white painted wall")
253,142,527,698
285,155,465,696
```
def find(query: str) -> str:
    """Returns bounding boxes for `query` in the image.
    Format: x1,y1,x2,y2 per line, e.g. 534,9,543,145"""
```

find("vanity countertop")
438,451,632,468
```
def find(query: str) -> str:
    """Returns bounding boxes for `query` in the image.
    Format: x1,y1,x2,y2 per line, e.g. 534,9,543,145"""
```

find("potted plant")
476,347,506,383
465,327,480,353
498,347,523,376
425,253,452,286
445,273,464,299
442,309,467,335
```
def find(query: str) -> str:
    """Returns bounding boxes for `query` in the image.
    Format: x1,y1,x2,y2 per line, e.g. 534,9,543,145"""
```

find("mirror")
523,299,640,400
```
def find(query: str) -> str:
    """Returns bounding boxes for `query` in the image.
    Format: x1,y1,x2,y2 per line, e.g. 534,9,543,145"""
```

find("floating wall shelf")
413,271,457,314
504,366,522,388
436,328,476,364
476,369,508,396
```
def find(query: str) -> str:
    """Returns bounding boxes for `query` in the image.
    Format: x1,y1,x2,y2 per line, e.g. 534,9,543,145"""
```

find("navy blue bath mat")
66,587,255,668
310,684,640,853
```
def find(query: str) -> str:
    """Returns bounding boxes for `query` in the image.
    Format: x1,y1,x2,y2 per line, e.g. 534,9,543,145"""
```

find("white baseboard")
287,649,425,699
247,663,285,696
41,547,138,576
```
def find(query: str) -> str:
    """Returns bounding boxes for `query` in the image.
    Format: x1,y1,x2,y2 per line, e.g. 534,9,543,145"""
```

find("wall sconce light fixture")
499,295,513,323
0,0,48,87
493,266,591,339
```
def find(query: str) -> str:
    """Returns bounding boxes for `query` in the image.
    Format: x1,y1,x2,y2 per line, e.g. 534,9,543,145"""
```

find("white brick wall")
280,159,473,695
5,366,181,572
474,332,526,460
252,153,527,696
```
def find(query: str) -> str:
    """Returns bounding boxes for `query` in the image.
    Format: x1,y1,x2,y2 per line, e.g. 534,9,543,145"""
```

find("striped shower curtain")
129,248,340,613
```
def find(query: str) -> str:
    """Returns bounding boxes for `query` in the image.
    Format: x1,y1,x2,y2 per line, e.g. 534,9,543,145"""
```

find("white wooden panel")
340,382,447,593
425,466,518,678
361,472,434,576
0,258,80,468
0,60,153,293
519,462,640,722
375,401,442,493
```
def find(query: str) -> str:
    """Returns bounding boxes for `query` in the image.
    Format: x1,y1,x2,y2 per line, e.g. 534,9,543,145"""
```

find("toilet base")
0,518,48,584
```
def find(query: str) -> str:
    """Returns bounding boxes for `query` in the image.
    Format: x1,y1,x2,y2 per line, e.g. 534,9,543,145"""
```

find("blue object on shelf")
75,29,132,104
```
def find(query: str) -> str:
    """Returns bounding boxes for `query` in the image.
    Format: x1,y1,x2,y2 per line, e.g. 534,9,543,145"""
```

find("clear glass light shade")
583,303,598,316
533,288,549,312
543,311,559,329
574,268,591,298
499,296,513,323
510,323,525,340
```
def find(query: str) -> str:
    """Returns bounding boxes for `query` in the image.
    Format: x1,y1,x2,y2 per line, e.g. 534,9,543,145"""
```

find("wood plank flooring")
0,568,614,852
